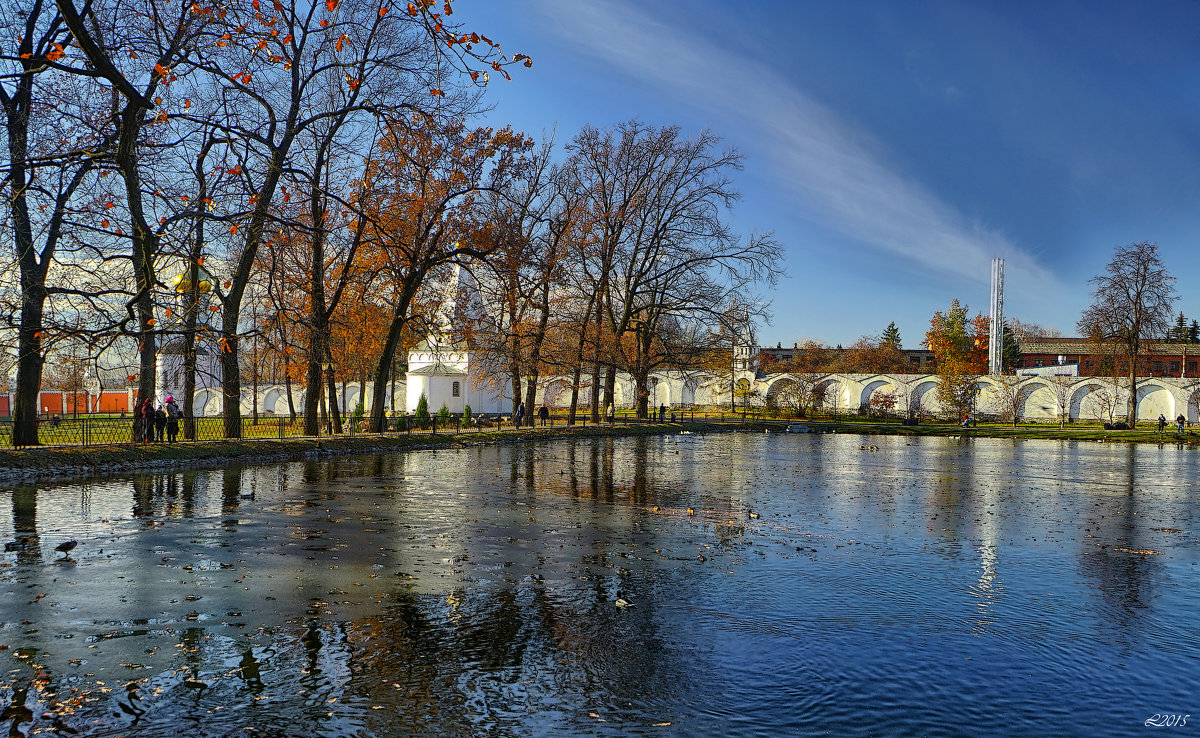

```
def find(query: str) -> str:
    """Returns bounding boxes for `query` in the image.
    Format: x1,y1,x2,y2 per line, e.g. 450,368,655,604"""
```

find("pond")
0,433,1197,736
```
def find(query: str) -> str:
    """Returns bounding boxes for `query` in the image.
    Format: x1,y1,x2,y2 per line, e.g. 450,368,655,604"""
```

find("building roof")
407,362,467,376
158,338,212,355
1020,337,1198,354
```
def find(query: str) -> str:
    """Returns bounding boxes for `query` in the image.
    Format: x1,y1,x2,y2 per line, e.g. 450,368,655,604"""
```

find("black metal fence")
0,409,708,448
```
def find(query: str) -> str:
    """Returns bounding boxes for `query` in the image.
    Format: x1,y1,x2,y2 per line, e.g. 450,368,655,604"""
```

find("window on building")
452,381,460,397
1153,361,1163,373
1189,361,1197,374
1084,360,1093,371
1034,359,1044,367
1170,361,1180,374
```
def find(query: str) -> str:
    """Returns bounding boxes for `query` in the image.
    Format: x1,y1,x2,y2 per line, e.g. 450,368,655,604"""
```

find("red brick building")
1018,338,1199,378
757,337,1198,377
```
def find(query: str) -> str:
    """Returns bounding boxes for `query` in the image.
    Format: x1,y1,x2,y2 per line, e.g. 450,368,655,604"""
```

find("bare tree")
1,0,106,444
1087,377,1122,426
991,374,1024,427
1077,242,1176,427
568,122,781,419
1048,374,1074,428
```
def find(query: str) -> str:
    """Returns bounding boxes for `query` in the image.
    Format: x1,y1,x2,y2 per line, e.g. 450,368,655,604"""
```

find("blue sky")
465,0,1200,349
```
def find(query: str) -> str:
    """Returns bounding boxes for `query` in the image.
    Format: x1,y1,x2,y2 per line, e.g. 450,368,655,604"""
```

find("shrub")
463,404,472,422
415,393,430,428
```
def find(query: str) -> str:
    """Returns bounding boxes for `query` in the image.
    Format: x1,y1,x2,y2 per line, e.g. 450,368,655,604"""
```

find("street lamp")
172,263,213,294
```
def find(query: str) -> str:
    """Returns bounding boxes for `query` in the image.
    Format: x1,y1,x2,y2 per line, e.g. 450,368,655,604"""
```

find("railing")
0,409,714,448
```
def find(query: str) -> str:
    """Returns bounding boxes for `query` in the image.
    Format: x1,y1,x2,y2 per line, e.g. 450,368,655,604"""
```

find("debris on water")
1113,546,1163,555
615,597,635,608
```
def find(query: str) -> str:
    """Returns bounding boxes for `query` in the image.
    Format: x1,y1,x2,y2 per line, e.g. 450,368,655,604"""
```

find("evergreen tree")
1002,322,1022,372
1172,311,1187,342
1190,320,1199,344
415,393,430,428
881,322,902,350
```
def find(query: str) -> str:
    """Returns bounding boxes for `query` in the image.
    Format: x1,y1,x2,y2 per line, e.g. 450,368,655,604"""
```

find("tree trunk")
511,371,523,426
286,372,296,423
326,364,342,434
635,370,650,420
1128,353,1138,427
368,313,406,433
304,356,322,435
568,363,582,426
11,295,45,446
116,103,159,440
219,337,240,437
589,361,602,422
181,320,196,440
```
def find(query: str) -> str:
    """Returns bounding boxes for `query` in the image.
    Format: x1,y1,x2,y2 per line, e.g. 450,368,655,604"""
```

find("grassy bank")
2,417,1195,485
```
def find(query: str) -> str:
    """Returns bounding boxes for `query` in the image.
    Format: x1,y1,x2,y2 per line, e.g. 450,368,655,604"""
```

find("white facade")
756,371,1200,423
155,339,223,417
403,342,510,415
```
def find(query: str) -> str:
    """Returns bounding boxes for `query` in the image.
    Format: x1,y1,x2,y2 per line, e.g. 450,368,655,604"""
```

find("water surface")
0,433,1196,736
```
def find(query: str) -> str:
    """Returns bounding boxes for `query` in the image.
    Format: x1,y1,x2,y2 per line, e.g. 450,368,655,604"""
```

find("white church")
401,266,511,415
157,265,514,418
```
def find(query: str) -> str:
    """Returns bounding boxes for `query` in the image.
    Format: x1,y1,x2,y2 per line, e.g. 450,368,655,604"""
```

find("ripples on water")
0,434,1197,736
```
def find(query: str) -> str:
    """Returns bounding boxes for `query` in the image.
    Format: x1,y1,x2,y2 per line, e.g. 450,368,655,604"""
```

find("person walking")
659,403,667,422
538,404,549,427
165,396,181,443
515,402,525,429
1177,414,1186,434
1158,414,1167,432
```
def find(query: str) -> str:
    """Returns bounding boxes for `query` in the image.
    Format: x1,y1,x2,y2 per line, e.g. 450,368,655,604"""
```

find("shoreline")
1,419,1195,486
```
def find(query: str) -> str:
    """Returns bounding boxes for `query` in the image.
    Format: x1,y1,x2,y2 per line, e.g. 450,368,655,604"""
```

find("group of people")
513,403,552,428
136,395,183,444
1157,414,1188,434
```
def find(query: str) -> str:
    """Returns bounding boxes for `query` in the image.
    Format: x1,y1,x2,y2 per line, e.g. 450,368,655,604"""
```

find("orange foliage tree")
925,299,988,419
356,114,533,432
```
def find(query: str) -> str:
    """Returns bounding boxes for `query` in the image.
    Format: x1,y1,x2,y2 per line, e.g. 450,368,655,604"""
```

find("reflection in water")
0,434,1197,736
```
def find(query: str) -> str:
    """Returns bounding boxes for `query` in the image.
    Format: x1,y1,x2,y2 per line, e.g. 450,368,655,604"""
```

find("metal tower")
988,258,1004,375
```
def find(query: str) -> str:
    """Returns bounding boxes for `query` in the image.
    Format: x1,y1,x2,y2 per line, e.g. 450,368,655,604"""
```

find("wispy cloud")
538,0,1062,299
